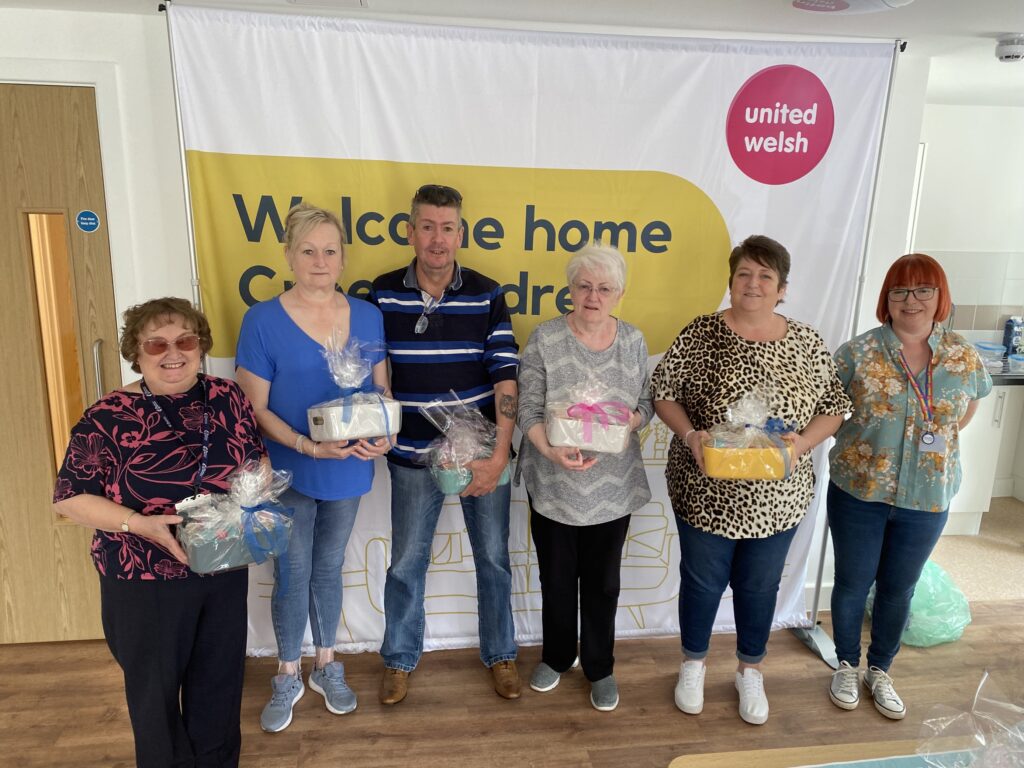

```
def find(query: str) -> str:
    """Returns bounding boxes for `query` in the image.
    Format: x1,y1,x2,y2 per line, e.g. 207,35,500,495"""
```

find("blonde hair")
283,202,347,254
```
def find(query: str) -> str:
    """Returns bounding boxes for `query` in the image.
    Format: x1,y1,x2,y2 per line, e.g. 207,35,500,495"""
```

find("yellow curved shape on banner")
186,152,731,356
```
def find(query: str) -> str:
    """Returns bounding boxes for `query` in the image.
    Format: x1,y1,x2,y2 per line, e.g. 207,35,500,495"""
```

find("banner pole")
790,38,904,670
160,0,203,314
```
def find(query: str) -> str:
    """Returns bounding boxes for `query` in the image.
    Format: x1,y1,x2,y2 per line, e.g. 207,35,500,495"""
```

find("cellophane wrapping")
175,460,294,574
544,379,631,454
306,330,400,441
917,671,1024,768
419,394,510,495
701,387,795,480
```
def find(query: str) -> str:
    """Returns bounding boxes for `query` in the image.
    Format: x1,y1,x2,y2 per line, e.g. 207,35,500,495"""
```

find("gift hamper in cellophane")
306,330,400,442
701,388,796,481
544,379,631,454
419,393,510,495
175,460,294,574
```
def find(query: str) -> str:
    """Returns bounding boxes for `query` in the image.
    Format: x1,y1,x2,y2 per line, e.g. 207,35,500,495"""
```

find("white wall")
0,7,191,384
915,104,1024,311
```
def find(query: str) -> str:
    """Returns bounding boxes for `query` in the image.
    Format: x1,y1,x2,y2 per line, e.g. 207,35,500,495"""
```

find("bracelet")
683,428,696,444
294,433,306,455
312,441,319,460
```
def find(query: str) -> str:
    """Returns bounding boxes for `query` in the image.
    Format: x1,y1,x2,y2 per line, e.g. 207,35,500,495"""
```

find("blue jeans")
675,516,798,664
827,482,948,671
381,462,516,670
271,487,361,662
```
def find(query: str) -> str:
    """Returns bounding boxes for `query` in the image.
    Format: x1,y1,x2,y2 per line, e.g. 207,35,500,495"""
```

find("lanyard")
140,375,211,495
896,351,934,425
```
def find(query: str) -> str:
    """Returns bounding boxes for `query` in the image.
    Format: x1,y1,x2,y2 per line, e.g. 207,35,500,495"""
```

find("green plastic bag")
865,560,971,647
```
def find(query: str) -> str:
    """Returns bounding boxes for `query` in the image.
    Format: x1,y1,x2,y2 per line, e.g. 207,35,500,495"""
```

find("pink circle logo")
726,65,835,185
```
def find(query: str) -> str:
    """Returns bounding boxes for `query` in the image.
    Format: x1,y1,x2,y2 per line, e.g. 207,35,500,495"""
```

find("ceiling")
4,0,1023,105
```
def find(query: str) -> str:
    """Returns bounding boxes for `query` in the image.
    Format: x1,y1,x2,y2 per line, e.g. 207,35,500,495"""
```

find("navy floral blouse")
54,375,266,580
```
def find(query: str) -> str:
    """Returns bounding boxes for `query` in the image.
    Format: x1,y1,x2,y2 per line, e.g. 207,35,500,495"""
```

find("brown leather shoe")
491,660,522,700
379,667,409,705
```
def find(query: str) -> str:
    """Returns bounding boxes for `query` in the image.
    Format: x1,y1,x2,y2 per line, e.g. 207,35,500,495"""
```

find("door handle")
92,339,104,398
992,390,1006,428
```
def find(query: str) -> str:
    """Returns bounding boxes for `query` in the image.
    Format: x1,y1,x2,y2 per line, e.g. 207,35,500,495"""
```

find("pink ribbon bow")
565,401,631,443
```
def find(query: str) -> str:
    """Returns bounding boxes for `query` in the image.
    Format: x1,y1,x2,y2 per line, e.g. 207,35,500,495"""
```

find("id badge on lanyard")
897,352,943,453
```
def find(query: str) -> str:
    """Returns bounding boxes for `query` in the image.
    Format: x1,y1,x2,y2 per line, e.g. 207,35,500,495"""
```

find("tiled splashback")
928,251,1024,332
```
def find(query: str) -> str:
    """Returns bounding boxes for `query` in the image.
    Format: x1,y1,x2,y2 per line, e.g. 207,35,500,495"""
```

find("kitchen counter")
990,361,1024,385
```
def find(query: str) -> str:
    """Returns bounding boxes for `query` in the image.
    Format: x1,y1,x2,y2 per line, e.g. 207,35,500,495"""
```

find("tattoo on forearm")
499,394,518,420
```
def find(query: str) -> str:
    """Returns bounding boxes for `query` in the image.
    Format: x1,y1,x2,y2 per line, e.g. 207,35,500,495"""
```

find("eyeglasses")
572,282,618,298
888,287,937,302
140,334,200,356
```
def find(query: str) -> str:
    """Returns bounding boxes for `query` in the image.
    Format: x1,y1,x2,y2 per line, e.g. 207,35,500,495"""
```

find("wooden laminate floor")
3,601,1022,768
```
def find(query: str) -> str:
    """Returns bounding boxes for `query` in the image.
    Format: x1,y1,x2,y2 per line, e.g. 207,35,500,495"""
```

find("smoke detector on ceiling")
995,35,1024,62
792,0,913,14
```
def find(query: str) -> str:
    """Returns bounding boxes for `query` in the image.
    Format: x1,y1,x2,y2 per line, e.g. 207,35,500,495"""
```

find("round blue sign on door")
76,210,100,233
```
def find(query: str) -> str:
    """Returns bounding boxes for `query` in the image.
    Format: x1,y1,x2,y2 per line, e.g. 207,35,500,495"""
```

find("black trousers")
530,507,631,682
100,569,248,768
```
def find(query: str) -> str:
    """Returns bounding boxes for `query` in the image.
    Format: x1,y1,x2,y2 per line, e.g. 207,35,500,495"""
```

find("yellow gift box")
702,440,795,481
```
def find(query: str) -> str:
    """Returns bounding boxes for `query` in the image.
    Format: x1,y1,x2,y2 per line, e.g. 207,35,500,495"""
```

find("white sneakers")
863,666,906,720
675,661,769,725
735,668,769,725
674,660,706,714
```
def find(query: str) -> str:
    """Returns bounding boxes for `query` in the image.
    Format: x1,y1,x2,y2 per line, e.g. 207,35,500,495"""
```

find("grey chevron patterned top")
517,315,654,526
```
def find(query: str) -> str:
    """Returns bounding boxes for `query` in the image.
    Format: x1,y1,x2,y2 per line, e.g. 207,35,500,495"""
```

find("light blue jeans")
381,462,517,671
271,487,361,662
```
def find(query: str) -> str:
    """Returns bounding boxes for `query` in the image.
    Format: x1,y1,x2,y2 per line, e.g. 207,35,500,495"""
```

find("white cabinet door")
948,386,1010,535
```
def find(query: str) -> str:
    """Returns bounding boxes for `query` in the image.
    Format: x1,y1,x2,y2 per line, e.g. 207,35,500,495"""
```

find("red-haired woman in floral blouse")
827,254,991,721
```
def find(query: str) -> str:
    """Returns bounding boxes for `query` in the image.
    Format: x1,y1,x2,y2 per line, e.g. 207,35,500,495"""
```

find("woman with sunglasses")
235,202,391,732
827,253,991,720
53,297,267,767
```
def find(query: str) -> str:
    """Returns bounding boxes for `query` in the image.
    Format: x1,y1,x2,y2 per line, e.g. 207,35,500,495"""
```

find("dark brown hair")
119,297,212,373
410,184,463,224
728,235,791,289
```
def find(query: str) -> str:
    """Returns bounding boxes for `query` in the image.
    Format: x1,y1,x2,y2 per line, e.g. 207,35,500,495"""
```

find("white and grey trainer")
829,660,860,710
863,666,906,720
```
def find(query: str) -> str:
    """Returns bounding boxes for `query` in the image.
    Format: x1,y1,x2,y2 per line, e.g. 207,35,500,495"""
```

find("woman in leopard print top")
652,235,850,726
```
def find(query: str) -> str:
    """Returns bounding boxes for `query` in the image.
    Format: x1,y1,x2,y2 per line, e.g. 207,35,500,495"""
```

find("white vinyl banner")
167,5,893,656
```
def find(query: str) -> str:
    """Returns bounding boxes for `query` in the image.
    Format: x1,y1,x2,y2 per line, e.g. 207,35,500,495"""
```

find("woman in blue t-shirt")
236,202,391,733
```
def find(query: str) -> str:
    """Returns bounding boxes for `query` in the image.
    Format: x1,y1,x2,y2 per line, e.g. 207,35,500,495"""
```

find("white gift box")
544,402,630,454
307,393,402,442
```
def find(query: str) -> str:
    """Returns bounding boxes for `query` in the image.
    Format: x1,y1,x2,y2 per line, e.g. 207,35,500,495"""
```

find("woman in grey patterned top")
517,242,653,712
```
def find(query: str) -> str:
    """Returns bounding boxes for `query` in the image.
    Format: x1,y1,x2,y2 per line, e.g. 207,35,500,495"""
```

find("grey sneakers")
864,666,906,720
309,661,358,715
674,660,706,714
260,672,305,733
529,656,580,693
589,675,619,712
829,660,861,710
530,662,562,692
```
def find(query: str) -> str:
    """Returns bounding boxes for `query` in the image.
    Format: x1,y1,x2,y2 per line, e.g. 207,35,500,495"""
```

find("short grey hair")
565,241,626,294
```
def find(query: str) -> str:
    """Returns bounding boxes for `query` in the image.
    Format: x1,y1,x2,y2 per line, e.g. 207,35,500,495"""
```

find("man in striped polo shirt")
369,184,521,705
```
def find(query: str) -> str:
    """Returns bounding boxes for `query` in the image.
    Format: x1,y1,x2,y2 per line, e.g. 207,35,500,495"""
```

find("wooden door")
0,84,120,643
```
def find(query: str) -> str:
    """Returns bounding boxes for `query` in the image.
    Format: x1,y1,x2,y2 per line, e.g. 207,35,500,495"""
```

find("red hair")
875,253,952,324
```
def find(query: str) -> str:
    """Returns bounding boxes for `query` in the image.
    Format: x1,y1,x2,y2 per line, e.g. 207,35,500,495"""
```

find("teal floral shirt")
829,323,993,512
